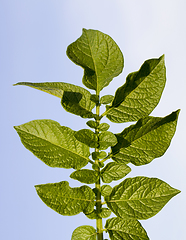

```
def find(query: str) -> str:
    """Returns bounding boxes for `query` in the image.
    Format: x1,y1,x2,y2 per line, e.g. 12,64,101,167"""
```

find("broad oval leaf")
98,123,110,131
105,217,149,240
35,181,95,216
67,29,124,93
70,169,99,184
112,110,180,166
101,185,112,197
86,120,98,129
106,177,180,220
99,131,118,150
71,225,97,240
100,95,114,104
105,55,166,122
14,120,90,169
14,82,95,118
75,129,98,148
101,162,131,183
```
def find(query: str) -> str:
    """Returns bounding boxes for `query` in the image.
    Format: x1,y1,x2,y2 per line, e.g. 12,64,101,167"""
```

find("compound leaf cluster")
14,29,180,240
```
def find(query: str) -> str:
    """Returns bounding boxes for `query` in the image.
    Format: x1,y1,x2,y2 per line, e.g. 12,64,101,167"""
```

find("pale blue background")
1,1,186,239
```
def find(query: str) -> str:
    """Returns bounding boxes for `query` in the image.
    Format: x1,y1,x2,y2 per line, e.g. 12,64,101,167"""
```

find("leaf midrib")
104,57,163,116
16,127,89,162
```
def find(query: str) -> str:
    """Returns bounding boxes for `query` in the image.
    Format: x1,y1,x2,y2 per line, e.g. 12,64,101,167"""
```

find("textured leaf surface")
86,120,98,129
112,110,180,165
101,162,131,183
98,123,110,131
14,120,89,169
67,29,124,92
100,95,114,104
75,129,98,148
35,181,95,216
85,208,111,219
71,225,97,240
70,169,99,184
106,55,166,122
14,82,95,118
99,131,117,150
101,185,112,197
105,217,149,240
106,177,180,220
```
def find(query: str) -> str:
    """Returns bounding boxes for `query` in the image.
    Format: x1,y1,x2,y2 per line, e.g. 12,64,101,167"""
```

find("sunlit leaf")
14,120,89,169
112,110,180,165
70,169,99,184
75,129,98,148
14,82,95,118
106,177,180,219
67,29,124,93
35,181,95,216
105,55,166,122
71,225,97,240
101,162,131,183
105,217,149,240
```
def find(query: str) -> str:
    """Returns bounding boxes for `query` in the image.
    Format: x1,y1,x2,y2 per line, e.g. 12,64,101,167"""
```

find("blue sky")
1,1,186,239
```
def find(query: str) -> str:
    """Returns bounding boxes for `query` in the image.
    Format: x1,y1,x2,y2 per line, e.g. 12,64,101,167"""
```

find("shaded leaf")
35,181,95,216
92,151,107,160
112,110,180,166
99,131,117,150
67,29,124,92
106,177,180,220
71,225,97,240
86,120,98,129
105,217,149,240
14,120,89,169
105,55,166,122
70,169,99,184
101,162,131,183
100,95,114,104
85,208,111,219
14,82,95,118
75,129,98,148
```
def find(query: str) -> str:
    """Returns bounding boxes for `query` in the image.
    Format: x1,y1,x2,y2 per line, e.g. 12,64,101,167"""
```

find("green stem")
95,97,103,240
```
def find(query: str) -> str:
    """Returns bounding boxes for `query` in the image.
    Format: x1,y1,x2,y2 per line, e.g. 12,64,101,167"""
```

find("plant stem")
95,97,103,240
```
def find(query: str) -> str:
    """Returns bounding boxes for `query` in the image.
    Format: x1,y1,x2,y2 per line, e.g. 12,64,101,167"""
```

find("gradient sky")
1,1,186,239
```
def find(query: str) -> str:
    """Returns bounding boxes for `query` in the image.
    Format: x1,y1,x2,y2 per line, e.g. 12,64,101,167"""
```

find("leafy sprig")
14,29,180,240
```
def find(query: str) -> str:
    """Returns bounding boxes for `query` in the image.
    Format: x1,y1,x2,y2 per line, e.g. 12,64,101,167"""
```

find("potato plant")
14,29,180,240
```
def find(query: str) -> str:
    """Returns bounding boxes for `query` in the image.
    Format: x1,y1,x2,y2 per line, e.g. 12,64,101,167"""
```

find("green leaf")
85,208,111,219
86,120,98,129
99,208,112,218
105,217,149,240
67,29,124,93
75,129,98,148
85,210,99,220
14,82,95,118
90,94,99,104
101,162,131,183
100,95,114,104
70,169,99,184
99,131,117,150
14,120,89,169
101,185,112,197
105,55,166,123
112,110,180,165
35,181,95,216
92,151,107,160
106,177,180,220
71,225,97,240
98,123,110,131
